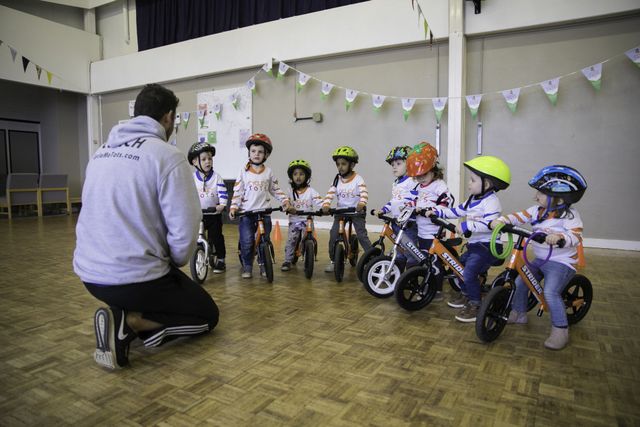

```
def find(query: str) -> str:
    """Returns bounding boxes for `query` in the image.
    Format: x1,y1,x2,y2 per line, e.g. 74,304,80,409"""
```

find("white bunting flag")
465,94,482,119
540,78,560,106
432,97,447,122
581,63,602,91
501,88,520,113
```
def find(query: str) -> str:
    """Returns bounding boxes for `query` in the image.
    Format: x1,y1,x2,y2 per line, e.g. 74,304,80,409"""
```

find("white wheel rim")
196,251,207,279
367,260,400,295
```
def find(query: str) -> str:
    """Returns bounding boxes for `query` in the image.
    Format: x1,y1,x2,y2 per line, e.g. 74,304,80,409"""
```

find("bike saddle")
491,258,506,267
442,238,463,249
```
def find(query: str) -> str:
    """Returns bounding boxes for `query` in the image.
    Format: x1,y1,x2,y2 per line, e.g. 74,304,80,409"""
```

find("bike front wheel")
476,285,512,343
364,255,401,298
334,243,345,282
395,266,437,311
348,235,359,267
304,239,315,279
356,246,382,284
261,242,274,283
563,274,593,325
190,243,208,284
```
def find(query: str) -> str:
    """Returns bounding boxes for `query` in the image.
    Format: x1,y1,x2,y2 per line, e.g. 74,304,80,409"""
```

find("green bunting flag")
581,63,602,91
182,112,190,129
231,94,239,110
501,88,520,113
465,94,482,119
297,72,311,92
423,19,429,40
540,78,560,106
277,62,289,80
246,77,256,94
432,97,447,122
321,82,334,100
197,106,206,128
262,60,274,77
625,47,640,68
46,71,53,85
345,89,358,111
402,98,416,121
371,94,385,112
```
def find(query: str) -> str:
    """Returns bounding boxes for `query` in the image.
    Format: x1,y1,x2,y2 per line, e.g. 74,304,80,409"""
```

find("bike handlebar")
237,206,283,217
499,223,565,248
416,211,472,238
202,207,223,215
327,207,359,216
370,209,394,223
292,209,324,216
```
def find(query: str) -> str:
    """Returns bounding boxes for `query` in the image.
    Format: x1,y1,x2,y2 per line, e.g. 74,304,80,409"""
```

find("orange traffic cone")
273,220,282,244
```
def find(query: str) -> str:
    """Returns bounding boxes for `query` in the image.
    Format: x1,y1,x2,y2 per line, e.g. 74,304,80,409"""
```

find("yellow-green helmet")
287,159,312,180
464,155,511,191
331,146,359,163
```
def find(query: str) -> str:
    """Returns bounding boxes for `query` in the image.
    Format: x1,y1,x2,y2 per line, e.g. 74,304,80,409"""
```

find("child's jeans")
512,259,575,328
238,214,272,271
328,214,372,260
284,221,306,263
392,221,418,270
459,242,501,305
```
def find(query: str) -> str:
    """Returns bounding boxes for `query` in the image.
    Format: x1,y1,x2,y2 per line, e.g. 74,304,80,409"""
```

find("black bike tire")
334,243,345,282
304,239,315,279
190,243,208,285
476,285,511,343
263,242,274,283
394,266,437,311
563,274,593,325
356,246,382,284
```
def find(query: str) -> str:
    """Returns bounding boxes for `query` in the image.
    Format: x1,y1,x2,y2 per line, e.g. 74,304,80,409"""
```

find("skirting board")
272,218,640,252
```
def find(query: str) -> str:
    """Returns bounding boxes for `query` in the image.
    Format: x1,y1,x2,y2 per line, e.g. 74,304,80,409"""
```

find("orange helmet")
406,142,438,177
245,133,273,154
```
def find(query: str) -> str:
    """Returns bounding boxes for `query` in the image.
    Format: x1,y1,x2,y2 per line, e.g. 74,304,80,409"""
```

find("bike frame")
197,210,221,263
293,212,319,259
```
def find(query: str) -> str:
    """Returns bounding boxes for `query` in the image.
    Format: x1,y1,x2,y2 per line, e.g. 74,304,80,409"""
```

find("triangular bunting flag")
174,113,181,126
345,89,359,111
401,98,416,121
231,94,239,110
10,47,17,62
465,94,482,119
321,82,334,100
625,46,640,68
262,60,274,77
35,65,42,80
197,104,207,128
296,72,311,92
213,103,222,120
540,78,560,106
182,112,190,129
277,62,289,79
423,18,429,40
581,63,602,91
46,71,53,85
432,97,447,122
247,77,256,94
501,88,520,113
21,56,30,72
371,94,386,112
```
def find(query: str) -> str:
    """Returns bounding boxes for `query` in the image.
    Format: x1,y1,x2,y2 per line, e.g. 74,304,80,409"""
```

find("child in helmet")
491,165,586,350
406,142,453,299
281,160,323,272
372,145,418,271
425,155,510,322
229,133,291,279
322,146,372,272
188,141,228,273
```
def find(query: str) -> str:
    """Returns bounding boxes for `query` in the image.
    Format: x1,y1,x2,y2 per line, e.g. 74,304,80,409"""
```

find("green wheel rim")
490,222,513,259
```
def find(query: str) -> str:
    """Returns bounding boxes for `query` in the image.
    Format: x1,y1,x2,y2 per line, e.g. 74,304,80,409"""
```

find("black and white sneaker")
93,307,135,369
213,260,226,274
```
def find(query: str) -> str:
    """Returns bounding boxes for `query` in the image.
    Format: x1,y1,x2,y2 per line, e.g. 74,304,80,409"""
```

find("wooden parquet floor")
1,216,639,426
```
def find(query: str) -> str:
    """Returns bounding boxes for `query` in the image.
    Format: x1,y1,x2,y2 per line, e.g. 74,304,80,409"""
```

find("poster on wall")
196,86,252,180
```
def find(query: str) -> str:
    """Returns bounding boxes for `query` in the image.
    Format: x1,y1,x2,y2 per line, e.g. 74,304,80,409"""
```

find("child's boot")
507,310,528,325
544,326,569,350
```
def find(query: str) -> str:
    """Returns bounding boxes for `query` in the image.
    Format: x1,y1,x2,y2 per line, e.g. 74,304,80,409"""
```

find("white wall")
0,4,101,93
96,0,138,59
0,0,85,29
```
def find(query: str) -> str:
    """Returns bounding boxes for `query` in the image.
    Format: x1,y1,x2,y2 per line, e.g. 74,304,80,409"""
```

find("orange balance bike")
476,223,593,343
327,207,362,282
288,209,322,279
236,206,282,283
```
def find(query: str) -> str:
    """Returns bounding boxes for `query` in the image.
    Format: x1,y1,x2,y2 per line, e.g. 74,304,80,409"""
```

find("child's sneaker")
455,303,479,323
447,293,468,309
93,307,135,369
281,262,292,271
432,291,444,302
507,310,528,325
213,260,226,274
544,326,569,350
241,268,252,279
324,262,334,273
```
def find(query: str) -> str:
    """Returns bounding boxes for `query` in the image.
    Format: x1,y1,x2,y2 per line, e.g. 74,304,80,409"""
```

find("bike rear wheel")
476,285,512,343
563,274,593,325
261,242,274,283
364,255,401,298
356,246,382,284
334,243,345,282
190,243,208,284
304,239,315,279
395,266,437,311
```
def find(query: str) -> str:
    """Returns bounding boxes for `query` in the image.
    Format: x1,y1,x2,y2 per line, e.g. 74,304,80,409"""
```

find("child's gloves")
356,202,366,212
322,205,330,214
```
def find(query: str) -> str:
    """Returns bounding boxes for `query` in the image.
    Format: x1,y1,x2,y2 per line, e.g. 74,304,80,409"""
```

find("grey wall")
0,79,87,196
0,0,84,30
98,14,640,242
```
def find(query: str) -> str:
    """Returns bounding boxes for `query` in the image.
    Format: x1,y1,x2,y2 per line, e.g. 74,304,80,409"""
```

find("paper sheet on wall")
197,86,252,179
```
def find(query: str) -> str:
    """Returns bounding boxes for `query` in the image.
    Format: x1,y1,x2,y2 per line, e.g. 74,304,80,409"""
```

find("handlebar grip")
532,233,547,244
463,230,472,238
557,238,566,248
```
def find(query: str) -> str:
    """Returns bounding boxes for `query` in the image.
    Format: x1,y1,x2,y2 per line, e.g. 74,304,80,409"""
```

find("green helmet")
464,155,511,191
331,146,359,163
287,159,312,180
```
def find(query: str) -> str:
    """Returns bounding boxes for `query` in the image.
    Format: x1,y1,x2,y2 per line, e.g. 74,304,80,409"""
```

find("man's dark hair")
133,83,179,122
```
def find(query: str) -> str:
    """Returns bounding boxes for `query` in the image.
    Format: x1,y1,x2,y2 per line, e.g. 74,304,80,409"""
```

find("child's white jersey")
230,164,289,212
193,170,228,210
380,176,418,219
500,206,583,269
288,186,323,223
414,179,452,239
322,173,368,209
432,191,501,244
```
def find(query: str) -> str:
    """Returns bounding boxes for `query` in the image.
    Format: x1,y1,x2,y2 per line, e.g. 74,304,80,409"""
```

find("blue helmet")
529,165,587,204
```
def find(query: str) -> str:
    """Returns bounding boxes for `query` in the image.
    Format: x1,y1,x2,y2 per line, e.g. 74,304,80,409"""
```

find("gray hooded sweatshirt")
73,116,201,285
